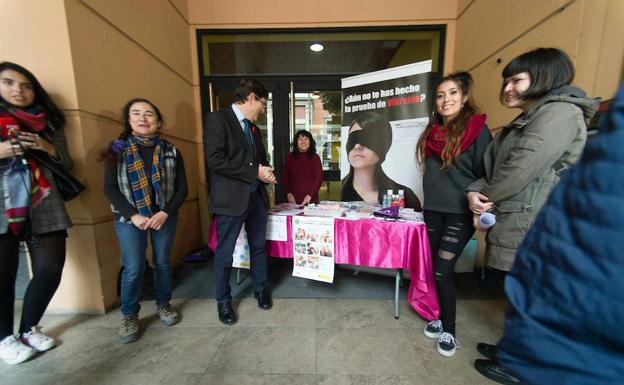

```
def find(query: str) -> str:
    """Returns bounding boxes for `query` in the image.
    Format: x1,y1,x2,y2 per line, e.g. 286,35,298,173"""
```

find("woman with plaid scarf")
102,98,188,344
0,62,75,365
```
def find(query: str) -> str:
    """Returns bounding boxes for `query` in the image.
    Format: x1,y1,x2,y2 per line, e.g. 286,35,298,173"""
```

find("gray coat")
467,86,598,271
0,129,73,235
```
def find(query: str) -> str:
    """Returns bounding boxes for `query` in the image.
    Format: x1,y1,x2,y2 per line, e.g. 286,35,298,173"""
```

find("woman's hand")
467,191,493,214
301,195,312,206
286,193,296,204
18,133,57,156
130,214,149,230
0,139,24,159
146,211,169,231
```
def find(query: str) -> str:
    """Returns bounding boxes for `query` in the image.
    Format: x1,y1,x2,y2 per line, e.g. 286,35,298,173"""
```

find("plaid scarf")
115,135,176,219
0,105,52,234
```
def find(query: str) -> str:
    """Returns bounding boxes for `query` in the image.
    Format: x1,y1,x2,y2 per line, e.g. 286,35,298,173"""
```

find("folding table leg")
236,268,248,285
394,269,401,319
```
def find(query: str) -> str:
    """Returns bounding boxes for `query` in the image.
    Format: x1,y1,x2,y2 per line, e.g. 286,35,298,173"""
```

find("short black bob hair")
233,78,269,104
500,47,575,103
291,129,317,156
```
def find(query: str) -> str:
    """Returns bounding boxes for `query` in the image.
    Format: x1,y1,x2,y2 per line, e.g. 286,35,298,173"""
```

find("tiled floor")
1,298,506,384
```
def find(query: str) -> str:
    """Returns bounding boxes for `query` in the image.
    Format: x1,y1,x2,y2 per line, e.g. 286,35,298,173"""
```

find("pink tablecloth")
208,216,439,320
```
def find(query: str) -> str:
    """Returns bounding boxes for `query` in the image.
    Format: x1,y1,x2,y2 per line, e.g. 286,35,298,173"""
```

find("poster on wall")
340,60,438,209
292,216,335,283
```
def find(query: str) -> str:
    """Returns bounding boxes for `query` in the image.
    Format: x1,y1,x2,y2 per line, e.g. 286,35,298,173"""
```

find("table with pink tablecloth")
208,215,439,320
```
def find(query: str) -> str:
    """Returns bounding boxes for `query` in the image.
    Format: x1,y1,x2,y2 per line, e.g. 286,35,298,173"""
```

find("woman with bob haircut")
417,72,492,358
282,129,323,205
102,98,188,344
341,111,421,210
465,48,598,383
0,62,75,364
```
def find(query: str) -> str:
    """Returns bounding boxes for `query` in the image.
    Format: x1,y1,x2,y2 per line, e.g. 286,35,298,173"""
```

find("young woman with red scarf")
0,62,75,365
416,72,492,357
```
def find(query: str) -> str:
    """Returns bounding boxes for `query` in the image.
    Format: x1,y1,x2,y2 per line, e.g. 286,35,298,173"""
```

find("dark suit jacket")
203,106,270,216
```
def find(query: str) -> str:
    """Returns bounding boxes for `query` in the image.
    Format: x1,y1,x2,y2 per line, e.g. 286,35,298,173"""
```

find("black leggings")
0,231,66,338
424,210,475,337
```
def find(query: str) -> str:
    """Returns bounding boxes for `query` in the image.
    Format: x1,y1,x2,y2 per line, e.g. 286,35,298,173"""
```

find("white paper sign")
292,216,335,283
266,215,287,241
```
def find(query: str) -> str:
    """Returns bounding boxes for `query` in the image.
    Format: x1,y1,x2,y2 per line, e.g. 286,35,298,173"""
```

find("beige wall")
2,0,200,314
453,0,624,129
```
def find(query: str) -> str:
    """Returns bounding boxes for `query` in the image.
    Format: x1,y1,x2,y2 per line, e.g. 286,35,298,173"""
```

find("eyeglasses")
254,95,268,108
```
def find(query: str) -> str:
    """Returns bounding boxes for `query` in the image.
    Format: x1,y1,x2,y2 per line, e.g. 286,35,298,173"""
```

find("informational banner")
292,216,335,283
340,61,438,207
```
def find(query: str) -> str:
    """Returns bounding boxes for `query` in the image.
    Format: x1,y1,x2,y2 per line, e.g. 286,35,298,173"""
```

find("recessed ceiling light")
310,43,324,52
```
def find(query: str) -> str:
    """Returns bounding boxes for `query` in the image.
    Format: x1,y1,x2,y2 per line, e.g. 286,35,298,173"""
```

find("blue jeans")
115,216,178,316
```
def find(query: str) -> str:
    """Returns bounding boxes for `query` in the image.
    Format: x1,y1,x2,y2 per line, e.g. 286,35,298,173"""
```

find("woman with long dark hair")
416,72,492,357
102,98,187,344
282,129,323,205
0,62,74,364
341,112,421,210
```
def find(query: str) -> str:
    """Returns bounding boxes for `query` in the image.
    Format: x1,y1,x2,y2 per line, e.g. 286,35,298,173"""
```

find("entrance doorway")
198,26,445,203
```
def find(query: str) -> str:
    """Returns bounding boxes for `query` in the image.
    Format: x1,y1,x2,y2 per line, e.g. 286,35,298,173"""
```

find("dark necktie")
243,119,258,193
242,119,255,158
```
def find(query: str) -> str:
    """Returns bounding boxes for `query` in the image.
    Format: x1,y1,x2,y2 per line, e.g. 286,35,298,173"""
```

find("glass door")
288,79,342,201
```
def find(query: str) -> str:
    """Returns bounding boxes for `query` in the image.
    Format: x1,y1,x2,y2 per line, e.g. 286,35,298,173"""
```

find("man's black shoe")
254,290,272,310
474,359,522,385
477,342,498,361
217,302,237,325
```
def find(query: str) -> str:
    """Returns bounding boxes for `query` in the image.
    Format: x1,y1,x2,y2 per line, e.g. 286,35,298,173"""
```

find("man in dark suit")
203,78,277,325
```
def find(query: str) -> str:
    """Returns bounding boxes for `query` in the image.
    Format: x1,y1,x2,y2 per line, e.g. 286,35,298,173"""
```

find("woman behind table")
465,48,597,382
0,62,74,365
340,111,422,210
102,98,188,344
282,130,323,205
416,72,492,357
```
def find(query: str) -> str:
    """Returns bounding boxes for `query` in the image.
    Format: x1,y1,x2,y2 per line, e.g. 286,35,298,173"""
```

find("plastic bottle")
384,189,393,207
382,193,389,208
391,194,400,207
398,189,405,208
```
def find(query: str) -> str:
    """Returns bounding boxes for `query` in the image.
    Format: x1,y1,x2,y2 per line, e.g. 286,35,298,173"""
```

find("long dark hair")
0,61,65,130
291,129,317,158
99,98,164,164
417,71,481,172
500,47,575,103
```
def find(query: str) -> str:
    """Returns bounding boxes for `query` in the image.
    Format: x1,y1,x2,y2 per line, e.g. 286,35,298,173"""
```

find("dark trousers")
0,231,66,338
214,191,268,304
424,210,474,337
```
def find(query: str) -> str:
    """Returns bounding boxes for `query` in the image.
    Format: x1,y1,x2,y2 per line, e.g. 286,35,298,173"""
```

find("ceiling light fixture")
310,43,324,52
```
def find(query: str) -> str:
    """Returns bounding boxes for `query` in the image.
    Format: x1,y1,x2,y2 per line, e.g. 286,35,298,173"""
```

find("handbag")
27,149,85,201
